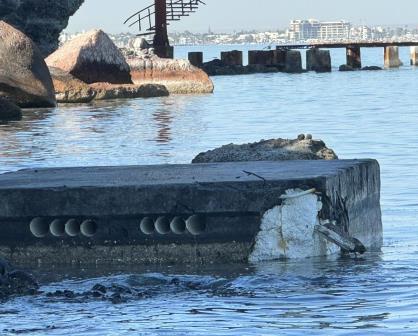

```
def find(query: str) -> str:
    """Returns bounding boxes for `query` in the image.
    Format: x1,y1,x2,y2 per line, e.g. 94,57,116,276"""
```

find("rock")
362,66,383,71
0,259,9,278
0,0,85,56
46,29,132,85
0,99,22,121
90,83,169,100
0,21,56,108
49,67,97,104
138,38,150,50
192,136,338,164
128,55,214,94
339,64,356,72
0,258,38,299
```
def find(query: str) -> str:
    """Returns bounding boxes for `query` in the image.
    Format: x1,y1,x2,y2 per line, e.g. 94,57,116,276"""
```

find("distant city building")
288,19,351,41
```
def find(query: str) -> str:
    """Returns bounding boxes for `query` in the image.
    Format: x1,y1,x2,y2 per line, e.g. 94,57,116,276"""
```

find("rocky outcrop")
0,258,38,299
46,29,132,85
49,67,97,103
0,21,56,108
192,135,338,163
90,83,169,100
0,98,22,121
0,0,85,56
340,64,383,72
362,66,383,71
50,67,169,103
128,53,214,94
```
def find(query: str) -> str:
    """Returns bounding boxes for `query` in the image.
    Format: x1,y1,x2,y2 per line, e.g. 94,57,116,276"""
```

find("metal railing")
124,0,205,37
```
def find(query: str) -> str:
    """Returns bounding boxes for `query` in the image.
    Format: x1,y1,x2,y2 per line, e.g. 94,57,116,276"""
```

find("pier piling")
285,50,303,73
248,50,276,66
346,46,362,69
410,47,418,66
306,48,332,72
188,52,203,67
221,50,243,66
384,46,402,68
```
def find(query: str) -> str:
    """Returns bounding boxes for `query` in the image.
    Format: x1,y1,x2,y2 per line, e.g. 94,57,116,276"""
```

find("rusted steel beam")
153,0,171,57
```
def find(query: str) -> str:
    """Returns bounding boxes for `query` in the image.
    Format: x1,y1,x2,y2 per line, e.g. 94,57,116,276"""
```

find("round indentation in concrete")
50,219,65,237
30,218,49,238
81,219,98,237
140,217,155,235
65,219,80,237
170,217,186,235
186,215,206,235
155,216,170,235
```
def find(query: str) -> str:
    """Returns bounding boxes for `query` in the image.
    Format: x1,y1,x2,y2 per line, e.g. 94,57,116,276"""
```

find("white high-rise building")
288,19,351,41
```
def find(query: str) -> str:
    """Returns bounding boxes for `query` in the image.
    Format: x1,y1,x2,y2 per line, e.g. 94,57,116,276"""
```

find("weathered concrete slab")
0,160,382,265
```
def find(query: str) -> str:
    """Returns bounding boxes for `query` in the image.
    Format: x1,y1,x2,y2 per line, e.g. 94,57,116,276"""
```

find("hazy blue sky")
67,0,418,33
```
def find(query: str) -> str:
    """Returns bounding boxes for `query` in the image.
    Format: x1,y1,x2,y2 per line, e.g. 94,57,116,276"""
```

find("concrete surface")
0,160,382,265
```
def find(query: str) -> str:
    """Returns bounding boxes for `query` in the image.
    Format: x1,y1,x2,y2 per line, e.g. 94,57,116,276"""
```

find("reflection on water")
1,48,418,334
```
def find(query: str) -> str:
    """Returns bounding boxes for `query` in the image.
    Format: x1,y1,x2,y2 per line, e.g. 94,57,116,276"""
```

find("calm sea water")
1,46,418,335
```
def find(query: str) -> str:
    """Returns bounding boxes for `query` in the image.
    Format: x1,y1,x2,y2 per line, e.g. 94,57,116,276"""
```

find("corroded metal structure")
124,0,205,58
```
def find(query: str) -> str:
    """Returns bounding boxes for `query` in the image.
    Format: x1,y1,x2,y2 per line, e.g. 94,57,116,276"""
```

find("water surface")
0,47,418,335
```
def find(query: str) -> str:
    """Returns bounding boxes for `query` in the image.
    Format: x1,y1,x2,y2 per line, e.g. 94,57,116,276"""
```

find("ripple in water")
1,47,418,334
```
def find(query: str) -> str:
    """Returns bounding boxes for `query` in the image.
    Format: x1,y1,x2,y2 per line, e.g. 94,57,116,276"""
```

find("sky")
66,0,418,33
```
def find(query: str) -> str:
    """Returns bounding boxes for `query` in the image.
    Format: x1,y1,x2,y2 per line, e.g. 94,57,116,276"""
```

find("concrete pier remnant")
0,160,382,265
188,52,203,67
285,50,303,73
411,47,418,66
384,46,402,68
306,48,332,72
346,46,362,69
248,50,276,66
275,49,287,69
220,50,243,66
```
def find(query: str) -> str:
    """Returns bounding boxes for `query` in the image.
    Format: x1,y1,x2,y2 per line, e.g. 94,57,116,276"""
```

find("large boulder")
128,53,214,94
192,135,338,163
46,29,132,85
0,0,85,56
49,67,97,103
0,98,22,121
0,21,56,108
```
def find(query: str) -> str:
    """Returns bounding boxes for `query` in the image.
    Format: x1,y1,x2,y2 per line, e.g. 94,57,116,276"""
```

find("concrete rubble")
193,135,338,164
0,159,382,265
